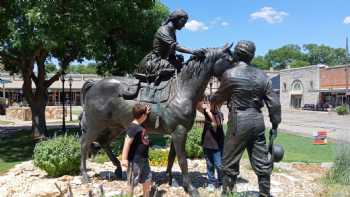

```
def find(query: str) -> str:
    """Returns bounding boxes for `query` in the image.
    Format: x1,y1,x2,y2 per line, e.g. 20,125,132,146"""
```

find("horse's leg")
80,132,92,183
172,125,199,197
103,145,123,179
165,140,176,186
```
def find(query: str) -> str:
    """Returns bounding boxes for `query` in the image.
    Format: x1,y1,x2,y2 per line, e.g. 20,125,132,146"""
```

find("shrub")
112,135,125,156
335,105,348,115
111,134,170,156
149,148,170,166
185,127,203,159
325,143,350,185
33,135,81,177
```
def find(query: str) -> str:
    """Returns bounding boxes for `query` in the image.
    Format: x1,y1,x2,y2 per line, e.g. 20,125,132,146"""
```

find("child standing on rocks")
197,97,225,192
121,103,152,197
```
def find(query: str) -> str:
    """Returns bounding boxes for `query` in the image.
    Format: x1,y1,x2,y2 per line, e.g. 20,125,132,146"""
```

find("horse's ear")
223,42,233,52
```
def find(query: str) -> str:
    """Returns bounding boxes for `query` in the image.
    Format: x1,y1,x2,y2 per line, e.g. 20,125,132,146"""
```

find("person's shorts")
127,158,152,186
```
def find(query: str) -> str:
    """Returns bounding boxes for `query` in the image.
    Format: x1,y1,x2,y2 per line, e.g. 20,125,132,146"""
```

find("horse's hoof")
186,185,199,197
114,168,123,180
188,188,200,197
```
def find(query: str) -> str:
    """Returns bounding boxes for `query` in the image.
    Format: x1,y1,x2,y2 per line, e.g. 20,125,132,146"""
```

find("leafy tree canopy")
256,44,349,70
0,0,168,138
67,64,97,74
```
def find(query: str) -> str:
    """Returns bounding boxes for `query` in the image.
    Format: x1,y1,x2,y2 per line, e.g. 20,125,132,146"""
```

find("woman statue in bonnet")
136,9,205,81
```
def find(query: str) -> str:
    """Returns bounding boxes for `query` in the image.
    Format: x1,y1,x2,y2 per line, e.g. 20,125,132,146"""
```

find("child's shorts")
127,158,152,186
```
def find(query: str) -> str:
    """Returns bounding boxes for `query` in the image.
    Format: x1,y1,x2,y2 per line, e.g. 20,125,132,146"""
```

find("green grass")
239,131,335,163
323,184,350,196
0,128,81,174
0,120,14,125
0,127,336,175
0,131,35,174
274,132,335,163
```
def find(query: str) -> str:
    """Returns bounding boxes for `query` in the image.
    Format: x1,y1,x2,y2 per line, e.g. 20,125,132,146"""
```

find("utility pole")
346,37,349,56
346,37,349,110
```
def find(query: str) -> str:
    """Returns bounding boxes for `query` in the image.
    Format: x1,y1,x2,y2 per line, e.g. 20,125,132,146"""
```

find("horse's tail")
80,79,96,107
80,80,96,134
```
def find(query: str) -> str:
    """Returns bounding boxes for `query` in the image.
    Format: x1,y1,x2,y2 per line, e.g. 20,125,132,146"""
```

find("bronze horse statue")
79,44,233,196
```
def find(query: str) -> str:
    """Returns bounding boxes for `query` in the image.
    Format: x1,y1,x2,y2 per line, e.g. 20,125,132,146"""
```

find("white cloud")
250,7,288,24
185,20,209,32
344,16,350,24
221,21,229,27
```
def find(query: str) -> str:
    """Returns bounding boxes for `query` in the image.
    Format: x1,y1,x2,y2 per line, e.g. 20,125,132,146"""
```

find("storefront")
0,73,100,106
320,90,350,108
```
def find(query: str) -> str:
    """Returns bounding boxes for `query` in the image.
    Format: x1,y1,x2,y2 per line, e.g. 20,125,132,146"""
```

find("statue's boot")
221,175,237,196
258,175,271,197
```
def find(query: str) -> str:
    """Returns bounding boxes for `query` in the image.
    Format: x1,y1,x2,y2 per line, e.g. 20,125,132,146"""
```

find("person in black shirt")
122,103,152,197
197,98,224,192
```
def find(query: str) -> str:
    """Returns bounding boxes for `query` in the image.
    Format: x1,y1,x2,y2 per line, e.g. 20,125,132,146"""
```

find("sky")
161,0,350,56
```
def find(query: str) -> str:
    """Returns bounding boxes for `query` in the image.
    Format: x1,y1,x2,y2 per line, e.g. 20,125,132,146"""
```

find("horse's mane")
179,48,221,79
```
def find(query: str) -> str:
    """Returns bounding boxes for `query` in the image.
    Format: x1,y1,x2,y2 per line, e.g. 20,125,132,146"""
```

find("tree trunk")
30,96,48,139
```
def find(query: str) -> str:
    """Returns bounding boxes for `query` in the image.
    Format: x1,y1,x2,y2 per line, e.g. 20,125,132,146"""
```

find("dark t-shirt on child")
126,122,150,161
202,110,224,150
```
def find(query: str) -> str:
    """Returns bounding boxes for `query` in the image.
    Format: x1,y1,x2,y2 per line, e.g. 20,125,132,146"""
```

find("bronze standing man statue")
136,9,204,81
211,40,281,196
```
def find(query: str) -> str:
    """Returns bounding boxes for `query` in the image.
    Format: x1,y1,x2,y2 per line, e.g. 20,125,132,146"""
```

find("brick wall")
320,66,350,89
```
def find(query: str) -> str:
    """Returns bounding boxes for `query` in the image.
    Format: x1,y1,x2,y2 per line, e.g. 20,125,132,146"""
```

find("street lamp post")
61,73,66,133
68,75,73,121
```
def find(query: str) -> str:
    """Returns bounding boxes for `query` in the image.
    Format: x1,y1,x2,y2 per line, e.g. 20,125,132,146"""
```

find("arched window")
291,80,303,95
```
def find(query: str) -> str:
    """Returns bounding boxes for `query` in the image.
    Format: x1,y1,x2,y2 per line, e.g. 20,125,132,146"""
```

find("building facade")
280,65,321,109
280,64,350,109
0,73,101,106
319,65,350,107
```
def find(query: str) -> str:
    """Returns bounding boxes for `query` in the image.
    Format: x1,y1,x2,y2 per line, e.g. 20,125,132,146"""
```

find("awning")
319,89,349,93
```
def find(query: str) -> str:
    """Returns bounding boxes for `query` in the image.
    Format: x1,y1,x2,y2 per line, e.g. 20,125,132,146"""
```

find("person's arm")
263,80,281,129
121,135,134,168
204,108,217,129
263,80,281,140
197,102,217,129
175,45,193,54
176,44,205,57
211,75,232,107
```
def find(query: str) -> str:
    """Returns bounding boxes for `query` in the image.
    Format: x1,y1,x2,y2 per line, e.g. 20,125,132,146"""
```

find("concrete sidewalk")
0,122,79,138
220,107,350,142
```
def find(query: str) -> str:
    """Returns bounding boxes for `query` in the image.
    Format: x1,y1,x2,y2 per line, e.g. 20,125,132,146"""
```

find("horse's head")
210,43,235,78
180,43,234,81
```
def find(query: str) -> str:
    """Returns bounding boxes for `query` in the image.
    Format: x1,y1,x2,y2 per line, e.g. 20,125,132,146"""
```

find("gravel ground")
0,159,331,197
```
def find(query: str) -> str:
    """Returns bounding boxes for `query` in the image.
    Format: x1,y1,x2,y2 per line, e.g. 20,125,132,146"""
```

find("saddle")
119,69,175,103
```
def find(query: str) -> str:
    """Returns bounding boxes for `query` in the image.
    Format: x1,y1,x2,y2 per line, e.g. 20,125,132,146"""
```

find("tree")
0,0,89,139
67,64,97,74
289,59,309,68
93,2,169,75
252,55,269,70
46,63,57,74
0,0,167,139
303,44,350,66
265,44,307,69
